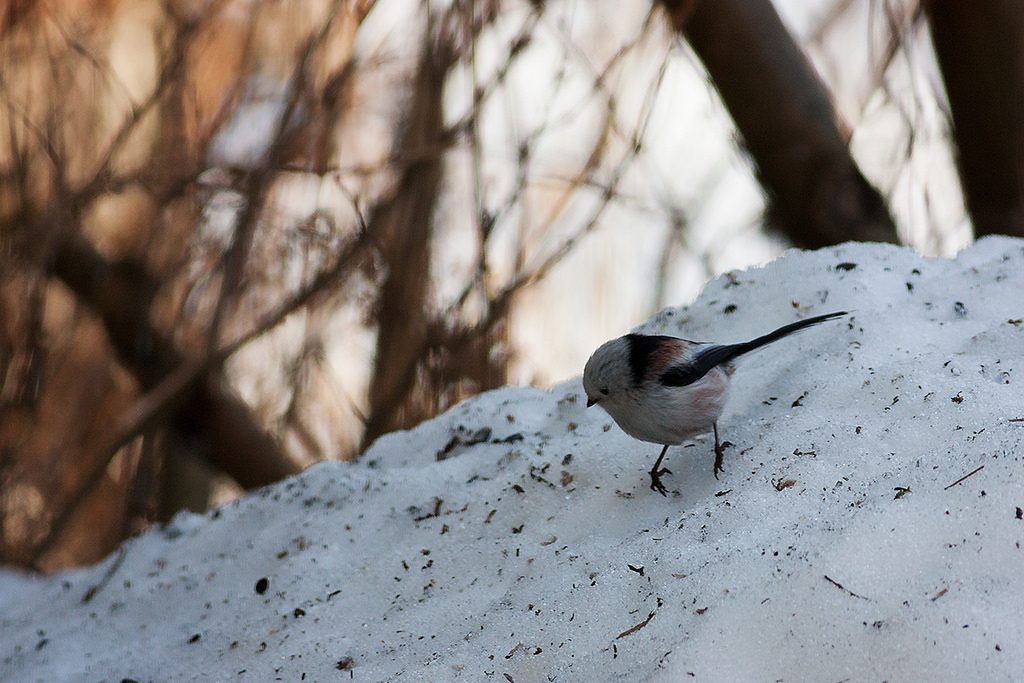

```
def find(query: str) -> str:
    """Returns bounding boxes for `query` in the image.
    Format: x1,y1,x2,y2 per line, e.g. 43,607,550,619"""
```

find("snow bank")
3,238,1023,682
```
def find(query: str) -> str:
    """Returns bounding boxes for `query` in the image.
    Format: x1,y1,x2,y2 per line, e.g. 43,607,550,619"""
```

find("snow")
3,238,1024,682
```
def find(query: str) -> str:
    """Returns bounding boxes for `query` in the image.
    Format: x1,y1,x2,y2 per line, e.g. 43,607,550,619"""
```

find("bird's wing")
658,344,735,387
659,311,847,387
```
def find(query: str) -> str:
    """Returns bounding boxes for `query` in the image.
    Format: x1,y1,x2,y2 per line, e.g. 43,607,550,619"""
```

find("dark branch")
662,0,899,247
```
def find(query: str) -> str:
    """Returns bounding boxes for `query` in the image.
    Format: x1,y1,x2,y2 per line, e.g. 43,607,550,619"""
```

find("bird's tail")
690,311,847,375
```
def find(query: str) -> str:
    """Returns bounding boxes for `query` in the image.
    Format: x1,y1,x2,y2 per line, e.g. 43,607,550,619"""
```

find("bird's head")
582,336,634,408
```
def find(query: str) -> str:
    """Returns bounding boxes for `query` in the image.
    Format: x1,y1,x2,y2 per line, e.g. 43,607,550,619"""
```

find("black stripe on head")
625,334,678,386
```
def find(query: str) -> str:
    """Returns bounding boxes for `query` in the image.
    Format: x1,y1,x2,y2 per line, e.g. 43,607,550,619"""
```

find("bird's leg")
713,422,726,479
649,444,672,496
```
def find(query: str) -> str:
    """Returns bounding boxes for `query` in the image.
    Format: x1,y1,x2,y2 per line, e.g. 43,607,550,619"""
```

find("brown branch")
824,574,869,600
415,38,667,407
34,221,372,565
74,3,223,203
661,0,899,247
360,14,457,447
926,0,1024,237
3,0,377,570
443,7,541,141
208,0,349,342
943,464,984,490
50,234,299,489
616,611,656,639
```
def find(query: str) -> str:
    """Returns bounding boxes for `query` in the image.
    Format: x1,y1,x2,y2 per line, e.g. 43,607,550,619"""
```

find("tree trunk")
926,0,1024,238
361,32,453,448
661,0,899,247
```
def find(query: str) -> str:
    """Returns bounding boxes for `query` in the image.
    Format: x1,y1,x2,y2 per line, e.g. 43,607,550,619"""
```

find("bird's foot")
713,440,733,479
649,466,672,496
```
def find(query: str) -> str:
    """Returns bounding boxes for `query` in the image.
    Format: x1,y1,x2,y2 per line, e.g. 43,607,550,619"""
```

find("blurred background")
1,0,1021,571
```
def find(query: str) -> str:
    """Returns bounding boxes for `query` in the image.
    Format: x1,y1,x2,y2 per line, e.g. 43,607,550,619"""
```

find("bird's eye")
600,388,609,395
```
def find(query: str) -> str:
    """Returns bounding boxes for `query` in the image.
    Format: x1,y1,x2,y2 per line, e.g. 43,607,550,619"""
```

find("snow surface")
3,238,1024,682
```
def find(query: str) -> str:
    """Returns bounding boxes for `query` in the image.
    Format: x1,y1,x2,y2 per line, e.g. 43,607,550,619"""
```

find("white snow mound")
3,238,1024,682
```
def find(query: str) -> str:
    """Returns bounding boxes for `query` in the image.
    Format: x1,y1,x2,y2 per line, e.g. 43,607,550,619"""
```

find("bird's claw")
713,440,733,479
649,467,672,496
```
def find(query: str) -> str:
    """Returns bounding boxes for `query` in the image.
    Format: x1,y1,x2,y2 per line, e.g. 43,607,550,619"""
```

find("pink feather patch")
643,338,689,382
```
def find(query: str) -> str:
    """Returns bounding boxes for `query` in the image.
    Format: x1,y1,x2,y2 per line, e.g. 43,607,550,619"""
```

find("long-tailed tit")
583,311,846,495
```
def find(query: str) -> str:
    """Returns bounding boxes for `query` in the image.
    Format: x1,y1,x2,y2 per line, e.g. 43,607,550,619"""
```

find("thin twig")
824,574,869,600
80,547,128,603
208,0,346,344
943,465,984,490
616,611,656,639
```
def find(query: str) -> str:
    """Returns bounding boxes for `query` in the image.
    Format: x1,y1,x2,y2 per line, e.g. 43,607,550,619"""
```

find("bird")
583,311,847,495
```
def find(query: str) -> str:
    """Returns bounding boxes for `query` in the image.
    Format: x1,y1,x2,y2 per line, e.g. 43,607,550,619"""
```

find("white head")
582,337,636,408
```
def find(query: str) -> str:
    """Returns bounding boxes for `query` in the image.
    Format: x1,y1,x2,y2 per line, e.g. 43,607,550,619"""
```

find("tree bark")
661,0,899,247
361,33,452,448
926,0,1024,238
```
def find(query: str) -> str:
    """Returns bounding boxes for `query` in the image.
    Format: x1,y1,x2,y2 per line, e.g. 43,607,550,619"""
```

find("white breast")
601,367,731,445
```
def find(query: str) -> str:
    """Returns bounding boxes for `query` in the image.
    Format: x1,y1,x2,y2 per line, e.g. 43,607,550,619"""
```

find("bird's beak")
586,397,596,408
